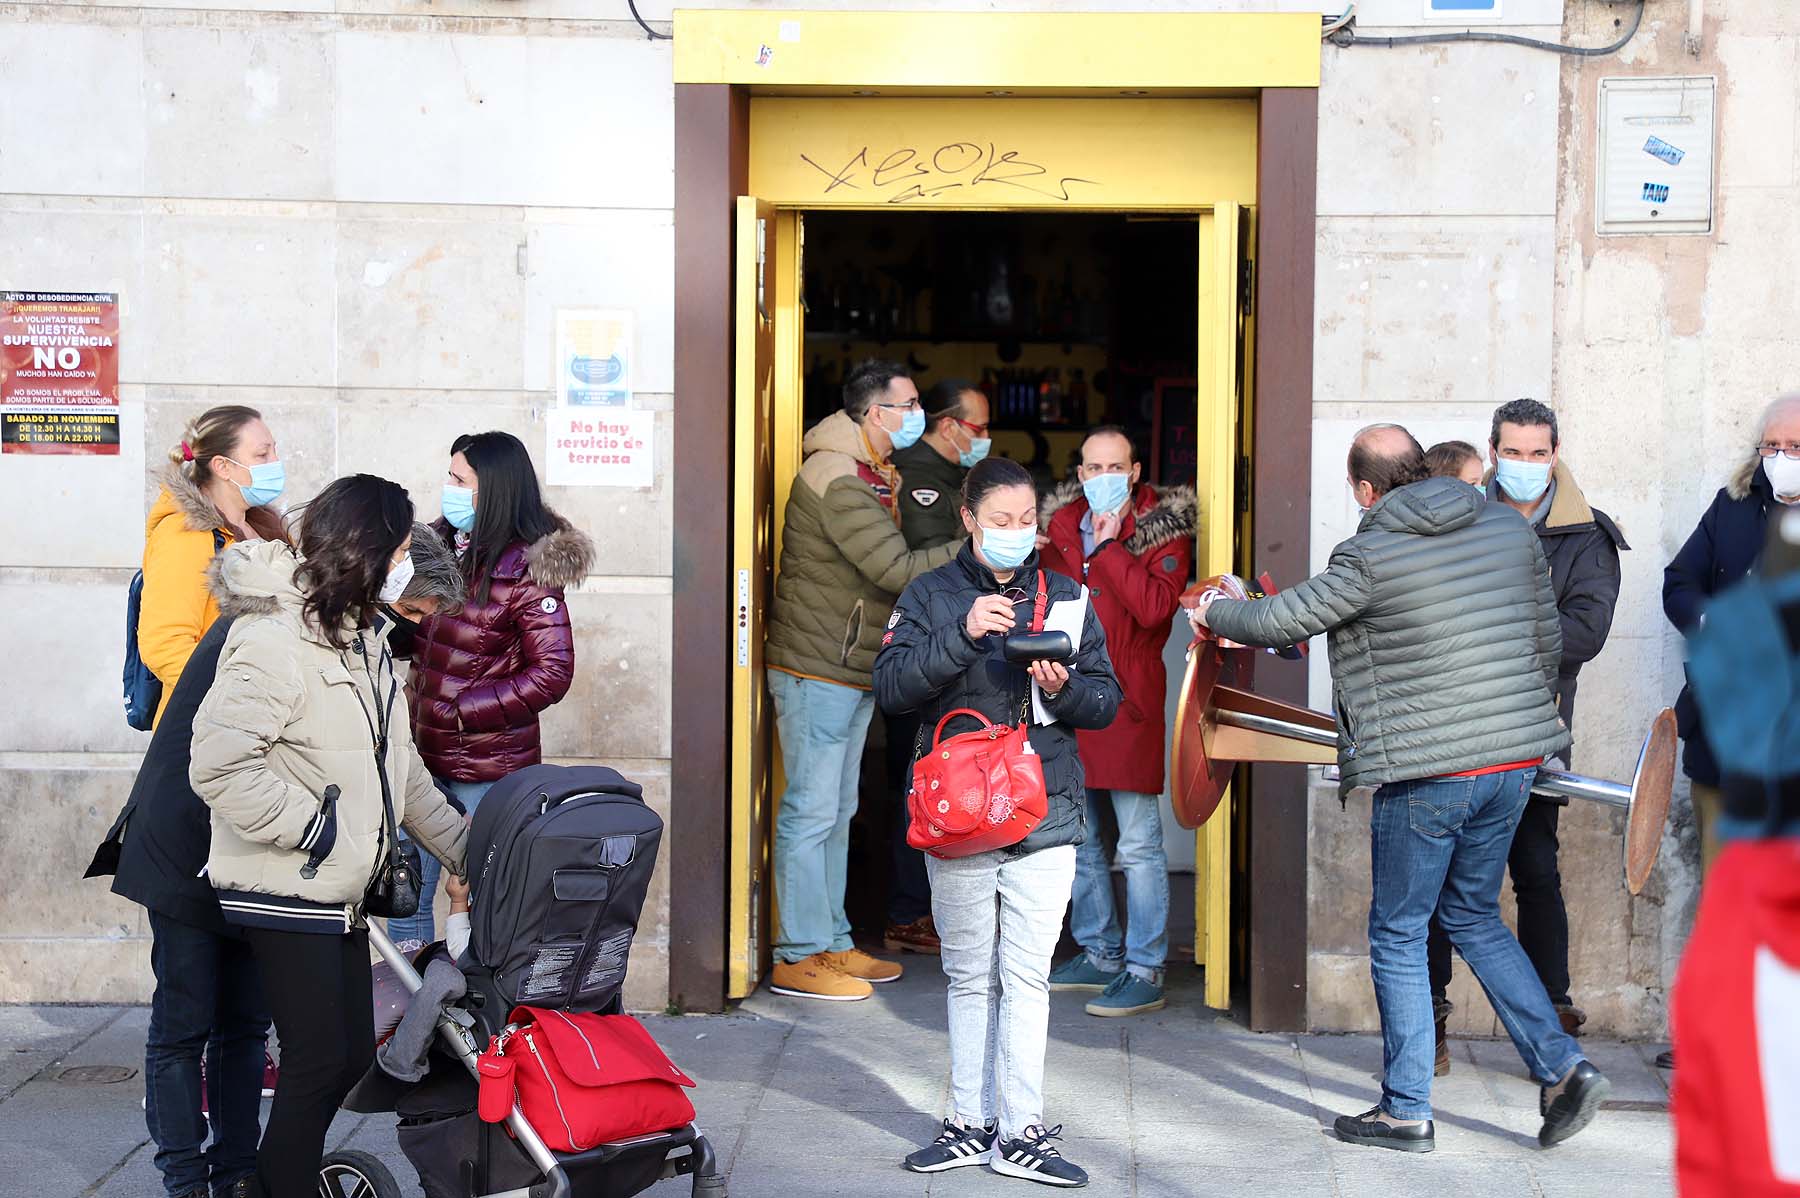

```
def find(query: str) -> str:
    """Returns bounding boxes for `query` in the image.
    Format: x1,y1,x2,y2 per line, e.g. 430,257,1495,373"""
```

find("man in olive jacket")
764,359,961,1001
1193,424,1607,1154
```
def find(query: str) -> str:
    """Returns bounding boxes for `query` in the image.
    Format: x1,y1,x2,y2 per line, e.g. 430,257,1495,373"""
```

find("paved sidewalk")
2,968,1675,1198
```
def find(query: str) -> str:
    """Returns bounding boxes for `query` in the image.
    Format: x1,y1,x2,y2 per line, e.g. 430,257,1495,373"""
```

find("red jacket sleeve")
454,581,576,733
1084,534,1193,630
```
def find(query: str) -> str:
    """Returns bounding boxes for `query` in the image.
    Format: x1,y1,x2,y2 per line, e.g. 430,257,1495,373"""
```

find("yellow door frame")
690,8,1318,1008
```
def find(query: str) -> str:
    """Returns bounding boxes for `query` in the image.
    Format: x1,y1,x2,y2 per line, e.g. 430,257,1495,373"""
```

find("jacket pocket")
1334,688,1358,759
841,598,866,666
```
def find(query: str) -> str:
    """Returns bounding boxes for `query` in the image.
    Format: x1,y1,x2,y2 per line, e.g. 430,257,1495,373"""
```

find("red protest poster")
1,291,122,455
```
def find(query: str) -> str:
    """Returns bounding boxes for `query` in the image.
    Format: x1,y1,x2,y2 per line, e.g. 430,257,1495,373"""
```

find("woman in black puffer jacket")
874,456,1119,1188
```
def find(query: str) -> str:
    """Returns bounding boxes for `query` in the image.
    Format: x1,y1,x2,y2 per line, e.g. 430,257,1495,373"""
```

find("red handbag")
475,1007,696,1152
906,571,1051,859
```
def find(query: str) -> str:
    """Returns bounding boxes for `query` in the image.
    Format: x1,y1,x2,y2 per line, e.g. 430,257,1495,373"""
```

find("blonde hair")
169,405,263,483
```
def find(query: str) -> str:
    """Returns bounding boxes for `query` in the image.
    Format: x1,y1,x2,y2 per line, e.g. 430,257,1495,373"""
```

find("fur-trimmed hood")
1040,479,1198,554
206,539,302,622
522,519,596,589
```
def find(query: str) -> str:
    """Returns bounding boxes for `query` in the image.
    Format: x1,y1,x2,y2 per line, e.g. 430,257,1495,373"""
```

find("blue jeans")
768,670,875,962
1071,788,1170,983
1368,767,1583,1120
145,912,269,1197
385,777,490,945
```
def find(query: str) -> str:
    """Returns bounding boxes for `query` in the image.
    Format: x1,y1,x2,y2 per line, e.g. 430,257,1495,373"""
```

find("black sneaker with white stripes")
989,1124,1087,1187
903,1119,996,1173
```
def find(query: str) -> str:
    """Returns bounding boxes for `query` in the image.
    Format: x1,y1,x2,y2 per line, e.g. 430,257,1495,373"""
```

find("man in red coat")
1038,426,1196,1016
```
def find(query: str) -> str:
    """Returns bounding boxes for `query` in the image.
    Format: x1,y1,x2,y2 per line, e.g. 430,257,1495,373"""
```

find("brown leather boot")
1433,998,1453,1077
1557,1004,1588,1037
883,915,941,955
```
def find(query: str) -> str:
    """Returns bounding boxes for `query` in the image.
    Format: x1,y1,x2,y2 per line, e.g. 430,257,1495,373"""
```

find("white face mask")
1766,455,1800,503
378,553,415,604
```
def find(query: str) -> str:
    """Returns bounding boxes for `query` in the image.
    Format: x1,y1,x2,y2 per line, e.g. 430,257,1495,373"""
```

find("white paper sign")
546,408,653,488
1031,587,1089,725
555,308,633,408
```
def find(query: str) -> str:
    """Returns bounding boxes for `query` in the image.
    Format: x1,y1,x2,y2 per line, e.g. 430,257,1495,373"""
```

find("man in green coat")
765,360,961,1001
881,379,990,955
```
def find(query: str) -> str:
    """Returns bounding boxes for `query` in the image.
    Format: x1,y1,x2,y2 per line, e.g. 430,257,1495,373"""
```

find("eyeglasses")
876,400,922,413
1758,442,1800,460
953,416,991,437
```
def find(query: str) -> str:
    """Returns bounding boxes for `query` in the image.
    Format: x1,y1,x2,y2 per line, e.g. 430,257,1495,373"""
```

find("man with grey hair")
1423,399,1629,1066
1190,422,1609,1153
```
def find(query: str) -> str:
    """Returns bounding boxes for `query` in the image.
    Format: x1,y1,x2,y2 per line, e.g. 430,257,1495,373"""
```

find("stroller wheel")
318,1149,403,1198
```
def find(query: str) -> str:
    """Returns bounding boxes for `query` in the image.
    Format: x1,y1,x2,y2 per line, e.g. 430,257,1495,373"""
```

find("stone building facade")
2,0,1794,1034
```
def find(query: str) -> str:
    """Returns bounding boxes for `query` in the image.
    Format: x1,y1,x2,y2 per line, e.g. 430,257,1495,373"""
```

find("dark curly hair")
293,475,414,648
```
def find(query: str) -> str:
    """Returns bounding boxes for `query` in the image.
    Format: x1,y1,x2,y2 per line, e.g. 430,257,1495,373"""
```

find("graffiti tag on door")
798,141,1100,204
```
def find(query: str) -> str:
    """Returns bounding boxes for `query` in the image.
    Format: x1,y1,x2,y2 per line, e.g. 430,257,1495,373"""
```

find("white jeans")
926,845,1077,1141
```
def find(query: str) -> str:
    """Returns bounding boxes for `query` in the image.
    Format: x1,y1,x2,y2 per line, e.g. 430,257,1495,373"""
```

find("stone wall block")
523,214,675,395
0,23,145,196
537,591,672,761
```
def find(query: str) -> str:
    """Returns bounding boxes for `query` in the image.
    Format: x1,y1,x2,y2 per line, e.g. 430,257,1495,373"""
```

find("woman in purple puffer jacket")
388,431,594,945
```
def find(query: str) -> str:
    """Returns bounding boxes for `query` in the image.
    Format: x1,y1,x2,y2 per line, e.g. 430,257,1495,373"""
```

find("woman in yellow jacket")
141,405,289,727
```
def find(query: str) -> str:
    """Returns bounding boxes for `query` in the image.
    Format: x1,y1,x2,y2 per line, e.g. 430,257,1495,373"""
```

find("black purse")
354,637,422,921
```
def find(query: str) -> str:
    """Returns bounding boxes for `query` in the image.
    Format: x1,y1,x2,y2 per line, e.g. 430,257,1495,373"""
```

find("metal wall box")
1597,76,1716,235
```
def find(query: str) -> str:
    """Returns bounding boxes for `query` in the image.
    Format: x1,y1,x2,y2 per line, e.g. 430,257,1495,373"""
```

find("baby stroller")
323,764,727,1198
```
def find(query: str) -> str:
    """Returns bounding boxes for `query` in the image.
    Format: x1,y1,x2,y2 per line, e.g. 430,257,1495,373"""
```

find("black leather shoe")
213,1176,264,1198
1333,1106,1435,1153
1654,1049,1674,1070
1539,1061,1611,1147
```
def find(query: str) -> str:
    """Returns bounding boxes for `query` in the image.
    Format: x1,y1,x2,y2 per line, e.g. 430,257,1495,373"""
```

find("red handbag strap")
932,707,996,746
1030,569,1048,634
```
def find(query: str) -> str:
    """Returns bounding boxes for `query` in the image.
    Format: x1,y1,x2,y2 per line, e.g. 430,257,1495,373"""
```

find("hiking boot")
904,1119,996,1173
823,948,903,984
1333,1106,1436,1153
990,1124,1087,1187
1084,972,1165,1018
1433,997,1453,1077
214,1176,264,1198
768,954,872,1002
884,916,941,955
1047,955,1117,994
1556,1004,1588,1037
1539,1060,1610,1147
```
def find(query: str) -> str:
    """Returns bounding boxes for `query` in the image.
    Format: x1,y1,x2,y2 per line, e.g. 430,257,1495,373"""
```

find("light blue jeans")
1368,767,1583,1120
1070,788,1170,984
385,777,490,946
928,845,1076,1142
768,670,875,963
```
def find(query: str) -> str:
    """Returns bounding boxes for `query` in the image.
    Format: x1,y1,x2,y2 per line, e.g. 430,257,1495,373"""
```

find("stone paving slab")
0,965,1675,1198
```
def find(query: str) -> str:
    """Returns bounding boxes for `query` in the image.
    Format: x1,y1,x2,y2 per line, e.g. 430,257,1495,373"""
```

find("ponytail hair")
960,455,1034,516
169,405,263,485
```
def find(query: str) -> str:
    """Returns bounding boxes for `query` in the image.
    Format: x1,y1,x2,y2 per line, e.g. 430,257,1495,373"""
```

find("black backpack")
464,764,662,1015
124,527,226,730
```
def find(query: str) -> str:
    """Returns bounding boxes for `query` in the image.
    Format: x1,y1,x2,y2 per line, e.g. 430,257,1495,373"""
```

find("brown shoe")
884,916,941,955
1433,998,1453,1077
1557,1004,1588,1037
823,948,904,984
769,954,873,1002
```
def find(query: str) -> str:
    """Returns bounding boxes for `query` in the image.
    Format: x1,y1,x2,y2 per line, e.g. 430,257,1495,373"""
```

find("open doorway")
793,209,1209,965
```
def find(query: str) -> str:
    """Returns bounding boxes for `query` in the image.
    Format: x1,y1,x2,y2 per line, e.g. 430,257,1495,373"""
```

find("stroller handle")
366,921,571,1198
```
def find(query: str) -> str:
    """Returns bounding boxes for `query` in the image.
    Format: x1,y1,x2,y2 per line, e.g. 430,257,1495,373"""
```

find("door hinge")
735,568,752,667
1238,259,1254,315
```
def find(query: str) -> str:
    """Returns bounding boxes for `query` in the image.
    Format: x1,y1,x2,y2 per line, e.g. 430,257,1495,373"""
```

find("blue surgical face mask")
885,406,927,452
1081,471,1131,516
1495,458,1552,504
959,436,992,469
978,525,1036,572
442,484,477,533
227,458,285,508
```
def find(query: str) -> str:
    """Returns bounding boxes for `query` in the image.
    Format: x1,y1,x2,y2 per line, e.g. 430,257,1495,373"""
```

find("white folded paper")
1031,587,1089,725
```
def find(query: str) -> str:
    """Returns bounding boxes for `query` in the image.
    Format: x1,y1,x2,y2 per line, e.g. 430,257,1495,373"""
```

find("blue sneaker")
1084,971,1166,1017
1047,955,1117,994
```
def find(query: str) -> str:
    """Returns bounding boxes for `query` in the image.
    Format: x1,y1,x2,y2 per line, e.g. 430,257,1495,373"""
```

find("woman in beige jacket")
189,475,467,1198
